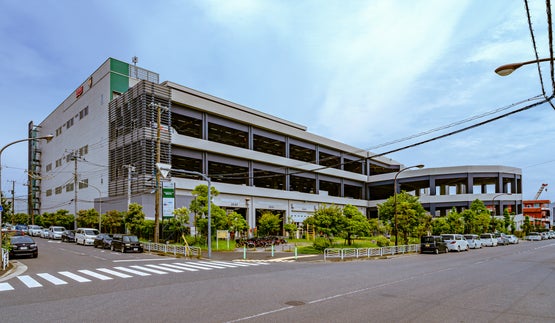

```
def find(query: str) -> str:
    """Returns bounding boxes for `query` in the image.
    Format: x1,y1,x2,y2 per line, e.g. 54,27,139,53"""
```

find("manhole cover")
285,300,306,306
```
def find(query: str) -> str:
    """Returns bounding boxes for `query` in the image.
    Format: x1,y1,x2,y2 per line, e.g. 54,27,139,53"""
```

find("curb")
0,261,27,282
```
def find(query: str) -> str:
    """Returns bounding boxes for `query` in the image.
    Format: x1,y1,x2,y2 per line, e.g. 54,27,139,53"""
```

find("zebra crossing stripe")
59,271,91,283
78,270,112,280
157,263,198,272
97,268,133,278
18,275,42,288
196,261,234,269
0,282,14,291
114,266,151,276
206,261,242,268
37,273,67,285
145,264,183,273
170,262,213,270
234,261,270,266
130,265,168,275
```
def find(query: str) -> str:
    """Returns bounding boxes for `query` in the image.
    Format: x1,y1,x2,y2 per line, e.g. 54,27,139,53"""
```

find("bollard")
243,245,247,259
271,244,274,257
294,247,298,260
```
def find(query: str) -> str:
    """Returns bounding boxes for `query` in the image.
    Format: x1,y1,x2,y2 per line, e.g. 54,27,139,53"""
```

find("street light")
80,181,102,231
0,135,54,245
156,163,212,258
393,164,424,246
494,57,554,76
491,193,512,232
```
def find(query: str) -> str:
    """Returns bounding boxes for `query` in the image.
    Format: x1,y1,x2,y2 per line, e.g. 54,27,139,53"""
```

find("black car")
94,233,113,249
10,235,38,258
111,234,143,253
420,235,448,254
61,230,76,243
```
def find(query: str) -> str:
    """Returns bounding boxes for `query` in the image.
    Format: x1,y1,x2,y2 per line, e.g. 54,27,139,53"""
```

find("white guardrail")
324,244,420,261
2,247,9,271
143,242,202,258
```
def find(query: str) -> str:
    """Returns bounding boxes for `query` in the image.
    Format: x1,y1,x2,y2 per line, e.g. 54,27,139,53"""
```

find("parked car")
94,233,113,249
28,225,43,237
111,234,144,253
540,232,549,240
40,228,50,239
420,235,448,254
441,234,469,252
526,232,542,241
9,235,38,258
14,224,29,234
480,233,498,247
61,230,76,243
495,233,510,246
48,226,66,240
75,228,99,246
506,234,519,244
464,234,482,249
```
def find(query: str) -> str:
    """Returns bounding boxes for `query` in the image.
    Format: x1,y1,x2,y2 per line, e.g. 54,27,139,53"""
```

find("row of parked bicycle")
21,224,144,253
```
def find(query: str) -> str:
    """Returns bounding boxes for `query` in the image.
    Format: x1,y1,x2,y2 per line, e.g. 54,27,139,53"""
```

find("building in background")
29,57,523,232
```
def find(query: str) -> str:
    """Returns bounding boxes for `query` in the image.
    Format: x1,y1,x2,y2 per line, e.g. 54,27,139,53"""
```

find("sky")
1,0,555,212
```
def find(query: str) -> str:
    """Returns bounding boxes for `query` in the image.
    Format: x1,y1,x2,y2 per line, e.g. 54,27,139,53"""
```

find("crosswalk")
0,260,269,292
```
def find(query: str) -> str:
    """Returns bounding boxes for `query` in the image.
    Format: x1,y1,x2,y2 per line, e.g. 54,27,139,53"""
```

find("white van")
48,226,66,240
75,228,100,246
441,234,469,252
480,233,498,247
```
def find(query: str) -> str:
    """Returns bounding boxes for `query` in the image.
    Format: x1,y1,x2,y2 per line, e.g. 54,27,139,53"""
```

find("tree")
165,207,190,241
189,184,221,240
342,205,371,245
283,217,297,238
125,203,145,236
76,208,99,228
304,204,346,244
377,192,427,244
257,212,281,236
221,211,249,238
103,210,125,233
11,213,29,225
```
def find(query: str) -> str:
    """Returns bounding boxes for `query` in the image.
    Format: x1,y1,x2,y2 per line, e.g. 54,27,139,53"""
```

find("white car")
464,234,482,249
527,232,542,241
441,234,469,252
75,228,100,246
506,234,519,244
40,228,50,238
28,225,43,237
480,233,498,247
48,226,66,240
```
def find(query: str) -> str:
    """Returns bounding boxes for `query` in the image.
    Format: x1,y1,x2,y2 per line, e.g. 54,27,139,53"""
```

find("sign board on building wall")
162,181,175,218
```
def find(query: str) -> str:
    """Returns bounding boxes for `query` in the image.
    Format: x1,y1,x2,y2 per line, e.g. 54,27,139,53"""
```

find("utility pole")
8,180,15,224
72,151,80,230
123,165,135,210
154,104,162,243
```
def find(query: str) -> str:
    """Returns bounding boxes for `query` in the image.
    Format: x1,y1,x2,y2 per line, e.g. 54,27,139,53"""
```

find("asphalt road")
1,237,554,323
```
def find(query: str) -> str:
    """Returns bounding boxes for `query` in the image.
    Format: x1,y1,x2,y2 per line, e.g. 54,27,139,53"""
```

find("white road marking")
145,264,183,273
18,275,42,288
78,270,113,280
0,282,14,291
170,262,213,271
157,263,198,272
130,265,168,274
37,273,67,285
114,266,151,276
96,268,133,278
58,271,91,283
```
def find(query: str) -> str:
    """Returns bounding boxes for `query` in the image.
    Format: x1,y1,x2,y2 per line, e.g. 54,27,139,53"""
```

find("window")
79,179,88,189
66,118,74,129
46,189,52,196
66,183,74,192
46,163,52,172
79,106,89,119
56,127,62,136
55,186,63,194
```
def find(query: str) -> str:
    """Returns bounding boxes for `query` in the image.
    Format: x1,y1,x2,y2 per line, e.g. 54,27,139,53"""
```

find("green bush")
374,235,391,247
312,237,333,252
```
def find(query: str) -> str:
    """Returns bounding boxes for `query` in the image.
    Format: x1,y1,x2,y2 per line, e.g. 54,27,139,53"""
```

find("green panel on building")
110,58,129,100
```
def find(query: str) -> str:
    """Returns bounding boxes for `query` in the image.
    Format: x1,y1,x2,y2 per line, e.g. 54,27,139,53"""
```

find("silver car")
441,234,469,252
464,234,482,249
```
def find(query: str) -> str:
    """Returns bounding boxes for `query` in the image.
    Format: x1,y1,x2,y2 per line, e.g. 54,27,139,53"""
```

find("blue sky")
1,0,555,211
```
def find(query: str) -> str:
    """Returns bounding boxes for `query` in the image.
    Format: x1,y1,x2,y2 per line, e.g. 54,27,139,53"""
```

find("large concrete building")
28,58,523,231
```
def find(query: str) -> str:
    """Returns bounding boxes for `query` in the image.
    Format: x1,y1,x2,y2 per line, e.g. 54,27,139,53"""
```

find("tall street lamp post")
393,164,424,246
0,135,53,245
80,181,102,231
156,163,212,258
495,57,554,76
491,193,512,232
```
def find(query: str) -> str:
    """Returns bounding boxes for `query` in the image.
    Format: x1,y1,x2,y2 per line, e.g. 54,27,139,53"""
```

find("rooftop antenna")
132,56,138,78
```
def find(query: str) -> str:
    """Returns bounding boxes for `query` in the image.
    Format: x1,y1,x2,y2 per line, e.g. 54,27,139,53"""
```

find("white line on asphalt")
113,258,175,263
37,273,67,285
130,265,168,274
194,261,228,269
170,262,212,271
114,266,151,276
0,282,14,291
78,270,113,280
145,264,183,273
96,268,133,278
18,275,43,288
59,271,92,283
157,263,198,272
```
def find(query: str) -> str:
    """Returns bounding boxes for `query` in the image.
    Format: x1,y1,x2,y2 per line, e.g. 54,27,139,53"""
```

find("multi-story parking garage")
28,58,523,232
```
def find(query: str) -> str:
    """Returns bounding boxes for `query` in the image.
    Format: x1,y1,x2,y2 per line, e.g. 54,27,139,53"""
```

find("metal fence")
1,247,9,271
324,244,420,261
143,242,202,258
